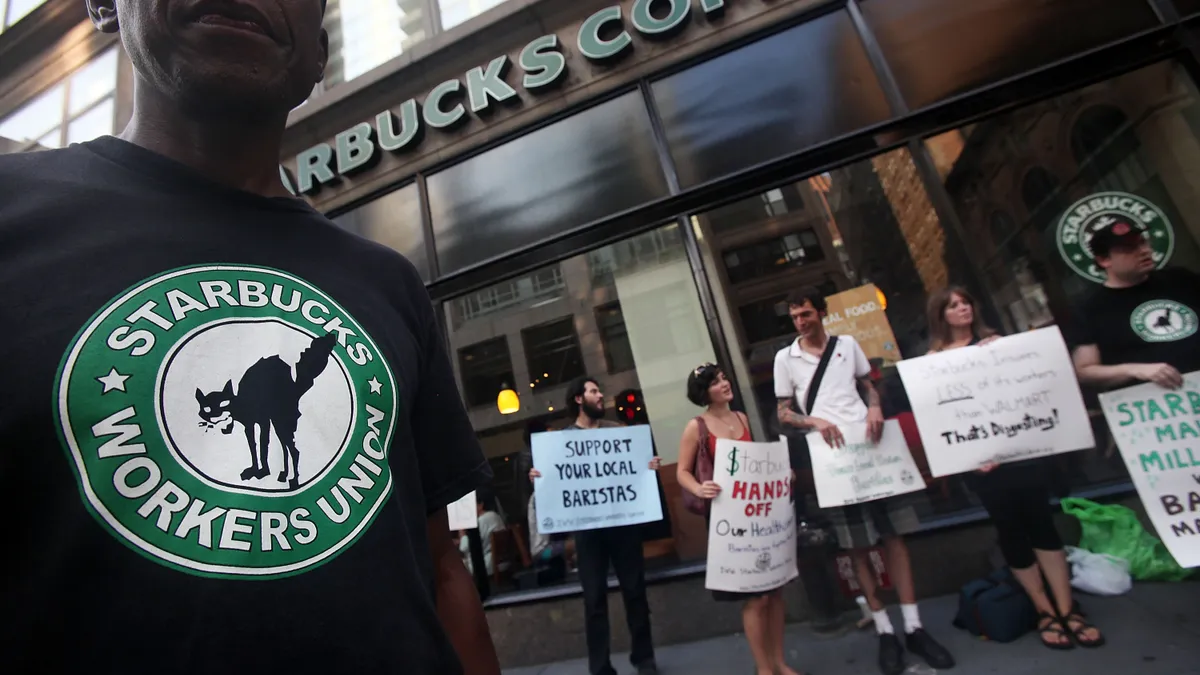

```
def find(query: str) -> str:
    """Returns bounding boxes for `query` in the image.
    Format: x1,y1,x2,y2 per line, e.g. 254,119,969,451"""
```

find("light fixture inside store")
876,287,887,311
497,385,520,415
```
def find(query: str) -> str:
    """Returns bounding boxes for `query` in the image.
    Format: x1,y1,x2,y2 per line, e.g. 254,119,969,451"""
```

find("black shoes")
878,629,955,674
906,628,956,669
878,634,905,675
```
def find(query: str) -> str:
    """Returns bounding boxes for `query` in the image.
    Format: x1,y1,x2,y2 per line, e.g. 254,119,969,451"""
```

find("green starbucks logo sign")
1055,191,1174,283
55,265,397,579
1130,299,1198,343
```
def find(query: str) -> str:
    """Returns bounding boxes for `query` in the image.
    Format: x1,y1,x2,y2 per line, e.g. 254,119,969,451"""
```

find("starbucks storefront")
274,0,1200,666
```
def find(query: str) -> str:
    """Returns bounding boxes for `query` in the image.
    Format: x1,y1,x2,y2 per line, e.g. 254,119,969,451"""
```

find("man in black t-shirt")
0,1,498,674
1072,218,1200,389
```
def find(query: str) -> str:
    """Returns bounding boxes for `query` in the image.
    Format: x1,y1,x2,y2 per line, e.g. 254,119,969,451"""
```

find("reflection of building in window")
0,47,119,149
458,337,515,408
588,226,687,287
723,230,824,284
1,0,47,31
1070,105,1149,191
521,317,585,389
453,266,565,325
438,0,510,30
595,303,635,374
323,0,426,88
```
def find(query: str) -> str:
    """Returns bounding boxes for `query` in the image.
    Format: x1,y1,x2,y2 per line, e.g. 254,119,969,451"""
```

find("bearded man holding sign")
773,289,954,675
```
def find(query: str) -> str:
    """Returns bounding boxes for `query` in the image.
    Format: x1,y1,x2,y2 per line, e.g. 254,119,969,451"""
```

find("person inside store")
927,286,1105,650
773,289,955,675
526,490,576,580
529,376,662,675
1072,217,1200,390
459,490,509,577
0,1,499,673
677,363,806,675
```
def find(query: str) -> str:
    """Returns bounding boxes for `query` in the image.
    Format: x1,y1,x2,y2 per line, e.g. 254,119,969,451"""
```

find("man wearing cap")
0,1,498,673
1072,217,1200,389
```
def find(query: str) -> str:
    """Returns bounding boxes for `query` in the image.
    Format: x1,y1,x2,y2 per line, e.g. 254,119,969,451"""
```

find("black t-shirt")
1074,267,1200,375
0,138,491,673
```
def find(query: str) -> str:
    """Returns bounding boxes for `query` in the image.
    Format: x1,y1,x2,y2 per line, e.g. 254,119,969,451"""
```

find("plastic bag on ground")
1066,546,1132,596
1061,497,1194,582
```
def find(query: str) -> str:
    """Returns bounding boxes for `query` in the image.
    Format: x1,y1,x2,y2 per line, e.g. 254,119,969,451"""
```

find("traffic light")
615,388,647,425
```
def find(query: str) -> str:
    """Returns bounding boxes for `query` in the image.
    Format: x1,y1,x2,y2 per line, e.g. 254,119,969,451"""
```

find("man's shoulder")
773,339,798,362
0,146,93,189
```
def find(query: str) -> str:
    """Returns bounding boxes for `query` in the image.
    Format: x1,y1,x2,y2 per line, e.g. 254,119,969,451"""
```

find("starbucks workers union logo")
1130,299,1198,343
55,265,397,578
1056,191,1174,283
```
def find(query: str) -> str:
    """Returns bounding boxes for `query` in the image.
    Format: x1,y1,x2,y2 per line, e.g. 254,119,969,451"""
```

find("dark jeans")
575,526,655,675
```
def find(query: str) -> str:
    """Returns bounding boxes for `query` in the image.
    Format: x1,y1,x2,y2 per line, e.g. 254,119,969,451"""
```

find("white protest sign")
705,437,798,593
532,425,663,534
1099,372,1200,568
896,326,1094,477
447,491,477,531
808,420,927,508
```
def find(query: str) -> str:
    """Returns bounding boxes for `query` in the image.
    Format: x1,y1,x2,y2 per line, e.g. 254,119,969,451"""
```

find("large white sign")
532,425,663,534
705,437,799,593
896,327,1094,477
1099,373,1200,568
808,420,927,508
447,491,477,531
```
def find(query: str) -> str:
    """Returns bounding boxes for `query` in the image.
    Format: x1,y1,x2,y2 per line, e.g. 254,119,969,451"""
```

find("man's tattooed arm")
776,398,812,429
860,378,882,410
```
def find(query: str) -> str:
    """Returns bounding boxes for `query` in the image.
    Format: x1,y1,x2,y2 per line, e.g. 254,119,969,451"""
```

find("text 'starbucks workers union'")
55,265,398,578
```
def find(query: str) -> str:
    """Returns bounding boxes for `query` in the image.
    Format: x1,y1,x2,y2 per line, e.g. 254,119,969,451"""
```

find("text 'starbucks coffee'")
1055,191,1174,283
55,265,398,579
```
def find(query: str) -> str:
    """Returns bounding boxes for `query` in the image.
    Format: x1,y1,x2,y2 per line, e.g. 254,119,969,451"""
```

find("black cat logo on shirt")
1130,299,1198,343
54,265,397,578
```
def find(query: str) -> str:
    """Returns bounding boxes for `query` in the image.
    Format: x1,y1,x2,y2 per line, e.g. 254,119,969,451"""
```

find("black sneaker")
906,628,956,669
878,633,905,675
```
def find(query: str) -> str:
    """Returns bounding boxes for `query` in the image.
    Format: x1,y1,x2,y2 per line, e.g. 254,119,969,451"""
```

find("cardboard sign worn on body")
705,437,798,593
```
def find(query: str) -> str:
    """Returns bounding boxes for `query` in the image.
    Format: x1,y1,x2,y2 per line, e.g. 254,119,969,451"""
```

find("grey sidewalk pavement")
504,582,1199,675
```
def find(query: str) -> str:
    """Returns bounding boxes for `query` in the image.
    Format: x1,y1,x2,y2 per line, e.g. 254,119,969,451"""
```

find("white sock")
901,603,922,634
873,609,895,635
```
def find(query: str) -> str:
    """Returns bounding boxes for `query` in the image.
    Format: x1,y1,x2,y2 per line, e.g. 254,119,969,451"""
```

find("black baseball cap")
1090,215,1146,259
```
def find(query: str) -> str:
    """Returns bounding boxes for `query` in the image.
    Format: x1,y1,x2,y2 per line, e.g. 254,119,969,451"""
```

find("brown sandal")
1064,611,1106,648
1037,612,1074,651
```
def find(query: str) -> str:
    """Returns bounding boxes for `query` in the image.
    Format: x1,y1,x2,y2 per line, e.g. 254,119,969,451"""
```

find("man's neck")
1104,271,1150,289
800,329,828,352
574,414,600,429
121,83,292,199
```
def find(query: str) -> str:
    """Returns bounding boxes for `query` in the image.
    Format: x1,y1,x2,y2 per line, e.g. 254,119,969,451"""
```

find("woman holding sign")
927,287,1105,650
678,364,805,675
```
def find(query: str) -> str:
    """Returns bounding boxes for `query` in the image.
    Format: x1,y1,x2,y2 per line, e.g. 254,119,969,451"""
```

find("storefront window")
426,91,668,275
692,147,990,525
0,47,119,149
651,9,891,188
860,0,1159,110
2,0,46,30
322,0,427,89
926,59,1200,490
437,0,510,30
443,223,718,596
330,182,430,280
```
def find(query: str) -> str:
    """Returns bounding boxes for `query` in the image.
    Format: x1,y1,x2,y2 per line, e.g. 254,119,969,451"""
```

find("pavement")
503,582,1199,675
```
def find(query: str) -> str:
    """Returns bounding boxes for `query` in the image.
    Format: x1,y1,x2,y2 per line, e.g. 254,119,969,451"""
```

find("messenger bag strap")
800,334,839,415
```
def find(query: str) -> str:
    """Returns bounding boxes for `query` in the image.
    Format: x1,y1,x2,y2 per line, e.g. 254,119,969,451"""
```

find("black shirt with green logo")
1074,267,1200,375
0,137,491,674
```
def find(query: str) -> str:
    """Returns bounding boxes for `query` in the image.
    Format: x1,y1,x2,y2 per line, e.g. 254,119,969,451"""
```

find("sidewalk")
504,582,1199,675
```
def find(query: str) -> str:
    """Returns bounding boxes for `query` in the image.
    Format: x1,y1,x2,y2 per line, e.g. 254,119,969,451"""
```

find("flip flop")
1037,612,1074,651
